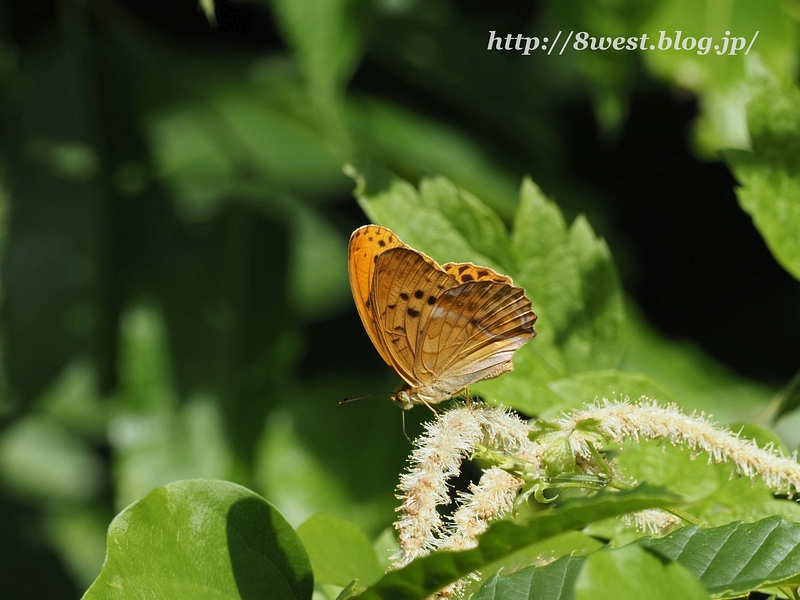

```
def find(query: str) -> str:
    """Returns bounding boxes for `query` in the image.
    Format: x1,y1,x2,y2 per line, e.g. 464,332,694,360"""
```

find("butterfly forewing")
371,247,460,386
416,281,536,389
348,225,410,368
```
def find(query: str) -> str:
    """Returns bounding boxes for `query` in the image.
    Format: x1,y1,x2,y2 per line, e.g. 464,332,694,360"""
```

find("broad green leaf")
268,0,361,135
511,179,625,375
613,441,722,503
418,178,514,272
487,518,800,599
353,485,679,600
641,0,798,152
547,369,676,412
642,517,800,596
575,545,709,600
589,442,800,545
727,66,800,281
465,531,604,600
83,479,313,600
297,514,383,587
148,74,347,212
473,554,584,600
685,475,800,528
481,179,625,413
349,169,507,273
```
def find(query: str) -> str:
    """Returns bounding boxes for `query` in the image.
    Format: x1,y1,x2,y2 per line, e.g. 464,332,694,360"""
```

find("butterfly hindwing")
416,280,536,390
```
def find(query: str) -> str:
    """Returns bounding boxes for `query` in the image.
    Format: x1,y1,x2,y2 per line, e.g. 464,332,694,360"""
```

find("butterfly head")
390,389,416,411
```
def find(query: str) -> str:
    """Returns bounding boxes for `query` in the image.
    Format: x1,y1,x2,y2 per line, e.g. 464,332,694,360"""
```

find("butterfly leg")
419,398,442,421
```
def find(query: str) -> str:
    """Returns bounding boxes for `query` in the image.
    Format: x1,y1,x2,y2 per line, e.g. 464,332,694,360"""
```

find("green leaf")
548,369,676,411
642,517,800,596
418,178,514,272
481,179,625,413
148,74,348,212
727,66,800,281
466,531,603,599
511,180,625,376
485,517,800,599
297,514,383,587
620,304,773,424
349,170,508,273
612,441,722,504
83,479,313,600
641,0,798,152
575,545,709,600
474,554,585,600
268,0,361,143
353,485,679,600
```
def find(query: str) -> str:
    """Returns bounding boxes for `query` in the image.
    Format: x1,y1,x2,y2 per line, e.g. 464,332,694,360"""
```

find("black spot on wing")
461,274,474,282
427,295,436,305
400,292,409,301
414,290,424,299
407,308,420,318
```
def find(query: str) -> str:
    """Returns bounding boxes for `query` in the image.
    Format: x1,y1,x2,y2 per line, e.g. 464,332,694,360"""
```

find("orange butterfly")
348,225,537,410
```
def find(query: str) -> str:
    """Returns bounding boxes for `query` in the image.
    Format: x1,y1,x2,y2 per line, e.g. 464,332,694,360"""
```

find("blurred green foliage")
0,0,798,597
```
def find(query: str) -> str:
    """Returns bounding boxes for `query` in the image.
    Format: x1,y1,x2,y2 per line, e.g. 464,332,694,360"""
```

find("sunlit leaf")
642,517,800,595
575,545,709,600
727,64,800,281
297,514,383,587
83,479,313,600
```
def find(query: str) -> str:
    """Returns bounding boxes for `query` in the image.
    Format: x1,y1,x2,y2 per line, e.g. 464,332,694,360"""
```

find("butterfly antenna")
339,393,387,405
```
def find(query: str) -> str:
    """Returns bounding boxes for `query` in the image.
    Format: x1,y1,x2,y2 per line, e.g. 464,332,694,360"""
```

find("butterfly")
348,224,537,410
